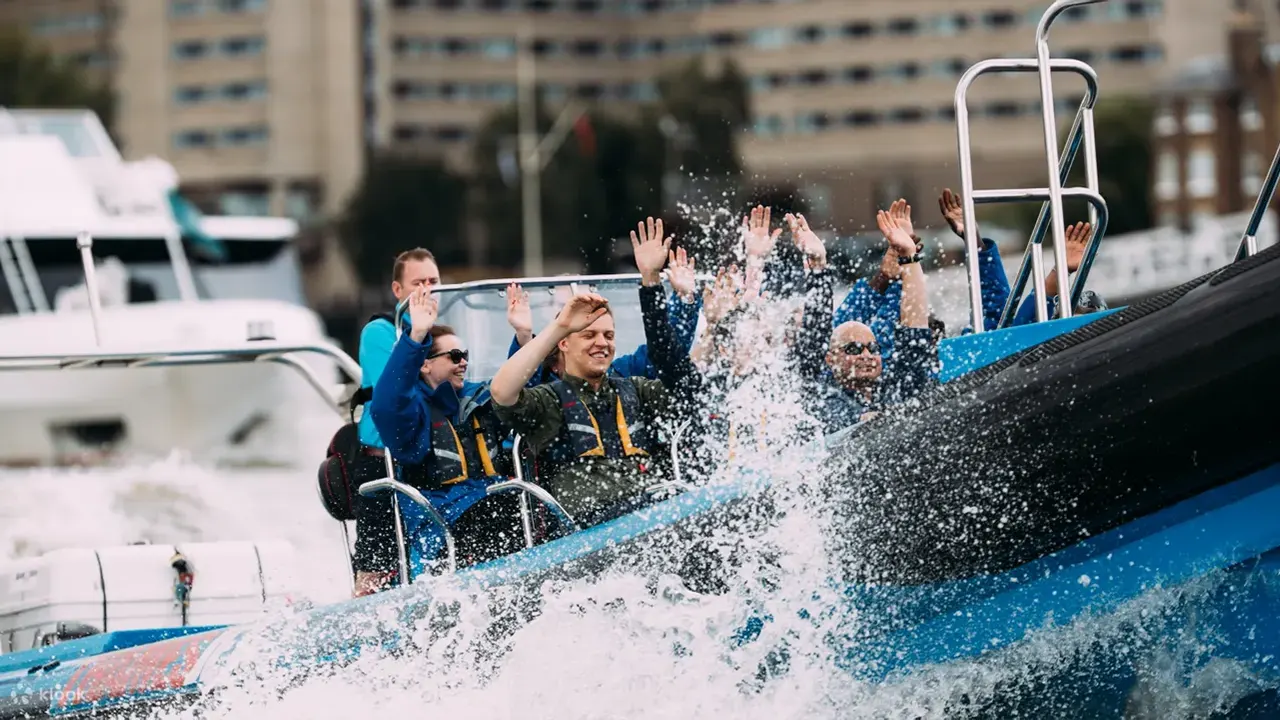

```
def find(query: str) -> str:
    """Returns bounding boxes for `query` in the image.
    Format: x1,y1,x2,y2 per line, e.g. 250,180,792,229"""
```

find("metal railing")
1236,141,1280,262
486,434,581,542
955,0,1110,331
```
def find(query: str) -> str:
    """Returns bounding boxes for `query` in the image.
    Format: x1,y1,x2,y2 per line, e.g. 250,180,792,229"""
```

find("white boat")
0,108,345,467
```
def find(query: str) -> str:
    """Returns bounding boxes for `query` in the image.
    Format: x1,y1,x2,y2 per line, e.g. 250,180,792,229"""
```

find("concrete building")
0,0,364,223
4,0,1276,240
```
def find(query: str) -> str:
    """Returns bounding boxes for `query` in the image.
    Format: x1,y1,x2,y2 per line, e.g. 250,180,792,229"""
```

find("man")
489,218,679,528
808,205,938,432
351,248,440,596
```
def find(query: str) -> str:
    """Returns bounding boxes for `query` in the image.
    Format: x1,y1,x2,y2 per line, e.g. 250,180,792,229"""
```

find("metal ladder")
955,0,1112,332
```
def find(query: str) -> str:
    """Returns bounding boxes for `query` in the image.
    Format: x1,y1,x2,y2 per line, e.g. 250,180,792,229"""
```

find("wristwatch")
897,252,922,265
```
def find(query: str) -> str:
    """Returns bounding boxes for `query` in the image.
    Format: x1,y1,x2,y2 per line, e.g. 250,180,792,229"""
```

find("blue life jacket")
538,377,653,480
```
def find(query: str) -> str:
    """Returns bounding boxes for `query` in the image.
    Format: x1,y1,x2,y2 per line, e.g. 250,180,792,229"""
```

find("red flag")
573,113,596,158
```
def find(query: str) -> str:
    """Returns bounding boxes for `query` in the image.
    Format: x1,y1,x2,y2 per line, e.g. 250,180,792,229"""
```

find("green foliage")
0,25,114,134
340,152,467,286
984,96,1155,240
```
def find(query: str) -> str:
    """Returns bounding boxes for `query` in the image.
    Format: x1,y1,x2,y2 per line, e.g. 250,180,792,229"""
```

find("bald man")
806,206,939,432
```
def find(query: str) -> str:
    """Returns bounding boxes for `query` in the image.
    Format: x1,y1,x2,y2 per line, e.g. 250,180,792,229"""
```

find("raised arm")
786,212,832,380
878,205,928,329
369,289,437,462
491,294,611,406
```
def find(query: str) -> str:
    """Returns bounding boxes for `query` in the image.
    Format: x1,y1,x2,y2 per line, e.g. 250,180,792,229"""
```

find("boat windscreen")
433,278,656,381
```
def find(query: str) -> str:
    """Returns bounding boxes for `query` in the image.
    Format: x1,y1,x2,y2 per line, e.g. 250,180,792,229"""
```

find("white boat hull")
0,299,346,468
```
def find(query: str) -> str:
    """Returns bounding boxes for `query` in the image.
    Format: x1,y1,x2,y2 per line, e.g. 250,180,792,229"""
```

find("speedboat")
0,108,342,468
1,1,1278,716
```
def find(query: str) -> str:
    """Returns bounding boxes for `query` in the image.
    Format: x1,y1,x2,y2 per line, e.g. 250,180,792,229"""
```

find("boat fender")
170,550,193,627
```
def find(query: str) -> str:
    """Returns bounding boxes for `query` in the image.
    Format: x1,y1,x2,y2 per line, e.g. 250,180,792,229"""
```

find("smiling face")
826,321,882,388
558,312,616,380
420,333,468,390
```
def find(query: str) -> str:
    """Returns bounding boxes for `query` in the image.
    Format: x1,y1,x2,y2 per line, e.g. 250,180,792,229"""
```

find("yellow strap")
441,421,468,485
580,406,606,457
616,395,648,457
473,416,497,477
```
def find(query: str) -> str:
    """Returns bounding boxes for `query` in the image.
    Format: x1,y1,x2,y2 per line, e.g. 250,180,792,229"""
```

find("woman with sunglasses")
355,288,524,594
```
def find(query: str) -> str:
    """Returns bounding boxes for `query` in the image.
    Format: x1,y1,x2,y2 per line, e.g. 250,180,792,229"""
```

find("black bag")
318,422,366,521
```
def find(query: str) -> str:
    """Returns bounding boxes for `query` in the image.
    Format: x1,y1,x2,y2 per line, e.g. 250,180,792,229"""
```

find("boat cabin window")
1,235,302,315
434,278,653,381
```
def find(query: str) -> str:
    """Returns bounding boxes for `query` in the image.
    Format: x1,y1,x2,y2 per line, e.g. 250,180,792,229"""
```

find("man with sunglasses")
356,287,524,593
808,205,939,431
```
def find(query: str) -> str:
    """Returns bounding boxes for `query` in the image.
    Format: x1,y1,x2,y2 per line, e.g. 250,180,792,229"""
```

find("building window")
173,129,213,148
222,80,267,101
845,110,879,127
1187,148,1216,198
750,27,788,49
219,191,271,216
218,0,266,12
752,115,783,137
222,126,269,146
170,0,202,17
482,38,516,58
982,10,1018,29
174,85,209,104
843,66,874,84
886,18,919,36
1154,103,1178,136
1243,152,1263,195
840,21,874,39
1185,98,1215,134
1155,149,1179,201
221,36,265,57
1241,95,1262,132
172,39,209,59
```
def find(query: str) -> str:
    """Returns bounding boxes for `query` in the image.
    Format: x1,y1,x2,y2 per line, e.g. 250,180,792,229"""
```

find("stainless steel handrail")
0,237,32,314
1236,141,1280,261
486,479,581,533
8,236,48,312
358,477,457,580
955,57,1100,331
1032,0,1109,322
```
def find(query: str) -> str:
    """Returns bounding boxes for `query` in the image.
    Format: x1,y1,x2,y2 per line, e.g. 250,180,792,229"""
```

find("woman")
354,288,523,595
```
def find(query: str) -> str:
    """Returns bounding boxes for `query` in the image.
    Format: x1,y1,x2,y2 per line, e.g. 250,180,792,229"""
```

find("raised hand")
877,208,917,259
1063,221,1092,273
554,293,610,333
506,282,533,344
667,246,697,302
938,189,970,239
743,205,782,260
702,265,743,325
889,199,915,241
786,212,826,271
408,286,438,342
631,216,672,285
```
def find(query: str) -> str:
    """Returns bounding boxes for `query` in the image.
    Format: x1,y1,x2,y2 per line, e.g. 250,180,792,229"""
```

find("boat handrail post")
0,236,34,315
9,236,49,312
1236,140,1280,261
486,478,581,535
955,56,1100,332
76,232,105,348
358,477,457,578
162,229,200,303
1033,0,1107,321
509,434,535,549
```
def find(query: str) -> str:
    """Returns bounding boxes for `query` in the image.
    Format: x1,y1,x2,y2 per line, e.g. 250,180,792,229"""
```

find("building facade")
2,0,1275,240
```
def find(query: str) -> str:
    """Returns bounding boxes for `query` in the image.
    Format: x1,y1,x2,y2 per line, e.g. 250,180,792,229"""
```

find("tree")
0,25,114,134
470,55,752,272
984,96,1155,240
339,152,467,286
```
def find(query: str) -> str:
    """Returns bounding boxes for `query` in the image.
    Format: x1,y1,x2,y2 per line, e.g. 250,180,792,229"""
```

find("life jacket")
539,377,652,479
399,397,512,490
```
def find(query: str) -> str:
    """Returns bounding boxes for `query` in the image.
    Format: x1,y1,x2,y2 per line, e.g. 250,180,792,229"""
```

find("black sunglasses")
839,341,881,356
427,349,469,363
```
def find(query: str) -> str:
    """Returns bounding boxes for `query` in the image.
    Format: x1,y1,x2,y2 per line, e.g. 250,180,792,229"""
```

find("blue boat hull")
5,247,1280,717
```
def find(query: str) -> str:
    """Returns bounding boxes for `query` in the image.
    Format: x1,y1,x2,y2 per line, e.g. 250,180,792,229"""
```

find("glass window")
217,0,265,12
1240,95,1262,131
222,126,269,146
219,191,271,216
482,38,516,58
221,36,265,57
173,85,208,104
1185,98,1215,134
750,27,788,49
170,0,202,17
173,129,213,149
1154,103,1178,135
172,39,209,60
222,80,267,101
1187,148,1216,197
1242,151,1263,195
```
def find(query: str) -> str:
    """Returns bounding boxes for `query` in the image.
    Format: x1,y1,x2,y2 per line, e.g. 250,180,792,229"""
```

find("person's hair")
429,324,456,341
393,248,437,283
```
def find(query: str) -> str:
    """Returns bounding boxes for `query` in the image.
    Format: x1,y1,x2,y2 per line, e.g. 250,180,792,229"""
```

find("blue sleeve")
832,279,884,328
668,293,702,355
369,333,433,464
507,335,522,359
1012,293,1058,327
611,346,653,379
977,238,1012,332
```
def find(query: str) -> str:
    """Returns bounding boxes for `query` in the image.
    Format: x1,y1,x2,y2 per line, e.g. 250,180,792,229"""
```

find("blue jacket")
508,291,703,387
368,332,504,571
355,311,409,448
832,238,1011,357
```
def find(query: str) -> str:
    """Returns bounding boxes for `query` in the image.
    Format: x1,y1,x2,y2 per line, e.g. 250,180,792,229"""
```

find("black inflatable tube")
825,242,1280,585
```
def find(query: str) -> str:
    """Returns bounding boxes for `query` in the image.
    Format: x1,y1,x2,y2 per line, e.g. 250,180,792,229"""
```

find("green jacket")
493,374,671,526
